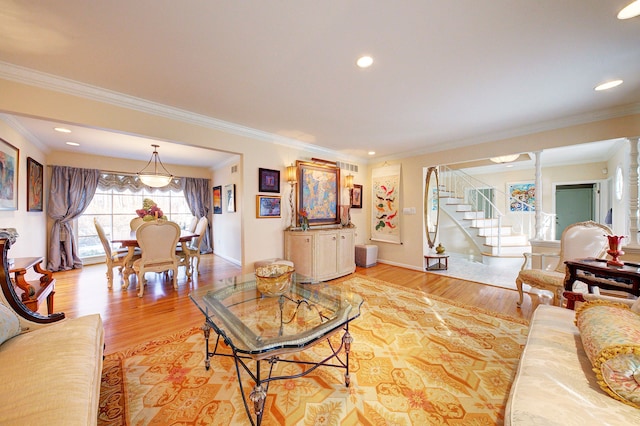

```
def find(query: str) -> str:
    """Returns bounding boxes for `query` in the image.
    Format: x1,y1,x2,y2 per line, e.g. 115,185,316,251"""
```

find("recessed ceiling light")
65,142,80,146
368,151,376,156
595,80,623,91
356,56,373,68
618,1,640,19
54,127,71,133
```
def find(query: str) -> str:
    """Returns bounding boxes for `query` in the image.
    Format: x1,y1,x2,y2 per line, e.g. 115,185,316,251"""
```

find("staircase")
439,167,533,259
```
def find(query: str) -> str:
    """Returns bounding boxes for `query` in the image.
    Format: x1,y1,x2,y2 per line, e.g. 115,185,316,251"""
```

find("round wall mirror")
424,166,440,249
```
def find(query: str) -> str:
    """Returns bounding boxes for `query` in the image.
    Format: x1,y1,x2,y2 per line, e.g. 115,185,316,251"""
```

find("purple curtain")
182,177,212,253
47,166,100,271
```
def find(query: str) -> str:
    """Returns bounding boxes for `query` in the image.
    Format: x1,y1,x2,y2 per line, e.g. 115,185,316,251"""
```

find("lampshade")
286,164,297,184
489,154,519,164
345,174,354,189
137,144,173,188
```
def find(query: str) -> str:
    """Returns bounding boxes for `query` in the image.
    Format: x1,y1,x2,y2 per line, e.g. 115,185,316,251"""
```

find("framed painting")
26,157,43,211
256,195,281,218
297,160,340,226
259,168,280,193
213,185,222,214
507,182,535,212
225,184,236,213
0,138,18,211
351,184,363,208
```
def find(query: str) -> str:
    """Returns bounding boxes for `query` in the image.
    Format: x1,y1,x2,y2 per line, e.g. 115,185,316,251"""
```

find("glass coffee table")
189,273,364,426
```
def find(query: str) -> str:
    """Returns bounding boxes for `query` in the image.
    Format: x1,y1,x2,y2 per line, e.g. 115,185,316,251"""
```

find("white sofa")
506,298,640,425
0,233,104,425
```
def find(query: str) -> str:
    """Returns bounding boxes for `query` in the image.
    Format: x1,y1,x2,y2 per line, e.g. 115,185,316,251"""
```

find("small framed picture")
351,184,363,208
225,184,236,213
256,195,281,218
213,185,222,214
27,157,43,212
259,168,280,193
0,138,19,211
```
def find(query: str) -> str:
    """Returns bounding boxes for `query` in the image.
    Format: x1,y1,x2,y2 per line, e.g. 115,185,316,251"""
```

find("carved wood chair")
133,220,181,297
516,220,612,306
130,217,144,231
177,216,208,275
94,218,141,289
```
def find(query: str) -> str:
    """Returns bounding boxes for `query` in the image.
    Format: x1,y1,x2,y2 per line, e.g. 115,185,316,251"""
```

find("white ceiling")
0,1,639,167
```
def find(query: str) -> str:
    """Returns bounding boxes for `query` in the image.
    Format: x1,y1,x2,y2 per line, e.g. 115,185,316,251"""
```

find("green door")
555,184,595,240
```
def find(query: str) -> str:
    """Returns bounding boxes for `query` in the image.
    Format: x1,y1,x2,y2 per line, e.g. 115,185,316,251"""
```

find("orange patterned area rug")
98,275,529,425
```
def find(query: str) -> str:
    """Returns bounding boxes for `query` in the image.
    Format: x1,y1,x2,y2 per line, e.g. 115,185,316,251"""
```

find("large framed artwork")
26,157,43,212
507,182,535,212
371,164,402,244
0,138,18,211
213,186,222,214
258,168,280,193
225,184,236,213
297,160,340,226
256,195,281,218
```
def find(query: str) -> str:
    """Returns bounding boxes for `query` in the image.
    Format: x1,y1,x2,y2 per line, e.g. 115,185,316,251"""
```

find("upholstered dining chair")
130,217,144,231
94,218,141,289
133,220,181,297
187,216,199,233
516,220,612,307
177,216,208,275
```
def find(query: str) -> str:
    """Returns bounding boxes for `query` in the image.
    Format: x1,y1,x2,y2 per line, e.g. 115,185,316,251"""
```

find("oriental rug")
98,275,529,425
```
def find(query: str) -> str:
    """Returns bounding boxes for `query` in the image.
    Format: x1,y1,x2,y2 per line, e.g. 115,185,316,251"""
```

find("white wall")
0,120,48,259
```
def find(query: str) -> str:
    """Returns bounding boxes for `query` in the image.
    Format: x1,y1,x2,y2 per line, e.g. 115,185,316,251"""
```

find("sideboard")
284,227,356,282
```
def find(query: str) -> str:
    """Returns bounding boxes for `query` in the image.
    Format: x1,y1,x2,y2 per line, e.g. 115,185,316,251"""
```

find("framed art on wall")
258,168,280,193
225,184,236,213
0,138,18,211
351,184,363,208
256,195,281,218
297,160,340,226
507,182,535,212
27,157,43,211
213,185,222,214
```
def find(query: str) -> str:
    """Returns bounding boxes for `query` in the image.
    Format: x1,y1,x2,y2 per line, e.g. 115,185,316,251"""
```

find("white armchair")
133,220,181,297
516,220,612,306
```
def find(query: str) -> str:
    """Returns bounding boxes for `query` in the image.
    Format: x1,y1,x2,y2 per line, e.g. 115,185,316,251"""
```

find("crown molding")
0,61,360,163
0,113,49,153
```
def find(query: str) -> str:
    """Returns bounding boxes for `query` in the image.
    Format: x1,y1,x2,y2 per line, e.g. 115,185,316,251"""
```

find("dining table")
111,229,199,289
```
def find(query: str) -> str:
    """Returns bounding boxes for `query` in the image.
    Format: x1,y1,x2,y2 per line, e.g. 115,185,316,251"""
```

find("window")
78,187,192,260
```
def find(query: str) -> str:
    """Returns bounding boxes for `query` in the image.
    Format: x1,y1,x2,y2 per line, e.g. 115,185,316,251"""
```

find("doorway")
555,183,598,239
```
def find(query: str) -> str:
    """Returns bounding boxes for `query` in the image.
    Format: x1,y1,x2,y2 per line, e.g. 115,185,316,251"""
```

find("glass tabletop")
189,273,363,357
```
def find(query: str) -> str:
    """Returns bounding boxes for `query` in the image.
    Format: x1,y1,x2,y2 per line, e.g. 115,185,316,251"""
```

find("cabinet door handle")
333,236,336,240
306,238,310,243
341,235,345,239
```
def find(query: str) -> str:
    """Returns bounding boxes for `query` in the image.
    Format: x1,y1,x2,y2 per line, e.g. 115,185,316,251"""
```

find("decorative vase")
300,216,309,231
606,235,625,267
435,243,445,254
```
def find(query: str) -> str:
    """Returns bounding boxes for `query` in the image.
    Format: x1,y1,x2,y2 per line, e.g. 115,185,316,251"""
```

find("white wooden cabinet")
284,227,355,282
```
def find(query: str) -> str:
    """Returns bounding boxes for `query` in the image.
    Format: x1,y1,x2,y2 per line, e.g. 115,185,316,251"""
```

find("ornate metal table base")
201,322,354,426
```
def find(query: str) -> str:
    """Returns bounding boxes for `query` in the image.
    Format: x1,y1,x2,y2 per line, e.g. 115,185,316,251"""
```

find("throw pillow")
0,303,20,345
576,301,640,408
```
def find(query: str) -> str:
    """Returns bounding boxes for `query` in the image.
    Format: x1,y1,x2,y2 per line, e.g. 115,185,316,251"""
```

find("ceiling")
0,1,639,167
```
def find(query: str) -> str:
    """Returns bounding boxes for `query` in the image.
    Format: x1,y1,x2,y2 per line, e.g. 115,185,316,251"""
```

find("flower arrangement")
136,198,166,221
299,209,310,231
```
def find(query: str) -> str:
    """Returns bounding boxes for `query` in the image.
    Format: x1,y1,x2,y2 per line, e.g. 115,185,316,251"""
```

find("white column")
534,151,543,240
628,137,640,246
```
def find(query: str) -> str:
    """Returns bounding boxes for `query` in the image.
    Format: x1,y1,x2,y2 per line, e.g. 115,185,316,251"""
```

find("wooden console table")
9,257,56,314
564,258,640,299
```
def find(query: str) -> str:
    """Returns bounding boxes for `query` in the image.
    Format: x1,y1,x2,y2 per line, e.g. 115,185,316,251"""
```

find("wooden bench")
9,257,56,315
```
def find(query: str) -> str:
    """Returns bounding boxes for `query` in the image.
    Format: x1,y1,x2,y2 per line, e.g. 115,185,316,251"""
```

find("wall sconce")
286,164,297,229
345,174,354,189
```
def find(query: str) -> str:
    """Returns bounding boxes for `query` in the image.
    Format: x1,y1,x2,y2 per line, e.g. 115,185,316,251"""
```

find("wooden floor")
47,254,536,354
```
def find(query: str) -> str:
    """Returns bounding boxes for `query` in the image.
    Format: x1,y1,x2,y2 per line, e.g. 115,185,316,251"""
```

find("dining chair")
187,216,198,233
132,220,181,297
94,218,141,289
516,220,612,307
130,217,145,231
177,216,208,276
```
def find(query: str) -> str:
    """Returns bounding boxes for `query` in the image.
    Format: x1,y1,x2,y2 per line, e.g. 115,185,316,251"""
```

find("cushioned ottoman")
355,244,378,268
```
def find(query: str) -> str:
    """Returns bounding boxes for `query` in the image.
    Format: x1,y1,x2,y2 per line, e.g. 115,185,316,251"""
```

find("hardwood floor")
47,254,535,354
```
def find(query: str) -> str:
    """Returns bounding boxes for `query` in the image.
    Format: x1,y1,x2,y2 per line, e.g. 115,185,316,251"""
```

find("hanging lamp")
137,144,173,187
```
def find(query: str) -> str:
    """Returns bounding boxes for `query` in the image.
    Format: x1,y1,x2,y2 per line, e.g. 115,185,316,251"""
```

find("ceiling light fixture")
356,56,373,68
368,151,376,156
594,80,623,91
618,1,640,19
490,154,519,164
137,144,173,188
54,127,71,133
65,142,80,146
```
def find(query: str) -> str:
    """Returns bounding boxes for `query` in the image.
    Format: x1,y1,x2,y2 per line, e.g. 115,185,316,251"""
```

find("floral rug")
98,275,529,425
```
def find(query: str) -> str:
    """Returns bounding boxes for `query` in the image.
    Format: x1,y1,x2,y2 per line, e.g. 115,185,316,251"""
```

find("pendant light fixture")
137,144,173,187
